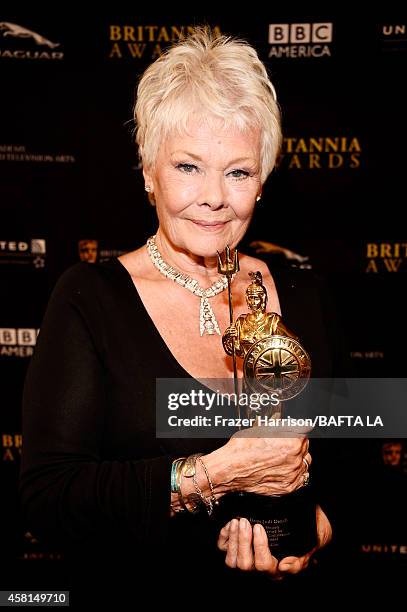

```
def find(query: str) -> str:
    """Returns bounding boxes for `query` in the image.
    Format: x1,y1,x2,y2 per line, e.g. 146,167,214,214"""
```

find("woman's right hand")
203,429,310,498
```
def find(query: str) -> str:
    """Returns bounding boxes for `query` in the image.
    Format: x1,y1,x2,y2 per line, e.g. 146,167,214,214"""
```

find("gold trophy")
217,247,316,559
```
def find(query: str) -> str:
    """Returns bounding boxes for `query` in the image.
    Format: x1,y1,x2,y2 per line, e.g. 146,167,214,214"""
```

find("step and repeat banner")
1,10,406,592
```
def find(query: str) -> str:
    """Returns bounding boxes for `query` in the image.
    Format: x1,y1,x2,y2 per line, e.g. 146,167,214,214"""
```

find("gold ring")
302,457,310,471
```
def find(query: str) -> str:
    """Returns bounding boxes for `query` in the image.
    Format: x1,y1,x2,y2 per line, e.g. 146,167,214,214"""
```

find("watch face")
183,454,200,477
183,464,196,478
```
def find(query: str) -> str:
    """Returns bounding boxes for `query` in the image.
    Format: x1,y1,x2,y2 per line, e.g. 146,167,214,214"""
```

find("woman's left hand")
217,505,332,580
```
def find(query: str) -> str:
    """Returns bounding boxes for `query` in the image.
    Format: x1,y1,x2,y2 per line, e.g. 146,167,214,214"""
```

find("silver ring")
302,457,310,486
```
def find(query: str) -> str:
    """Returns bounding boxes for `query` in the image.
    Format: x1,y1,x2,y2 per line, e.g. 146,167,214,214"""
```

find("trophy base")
217,486,317,560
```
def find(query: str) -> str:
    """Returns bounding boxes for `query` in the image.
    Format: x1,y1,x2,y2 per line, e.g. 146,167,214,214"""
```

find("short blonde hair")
134,26,282,183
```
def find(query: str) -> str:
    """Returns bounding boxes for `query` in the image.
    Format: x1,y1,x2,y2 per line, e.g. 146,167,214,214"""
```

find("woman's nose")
199,172,226,209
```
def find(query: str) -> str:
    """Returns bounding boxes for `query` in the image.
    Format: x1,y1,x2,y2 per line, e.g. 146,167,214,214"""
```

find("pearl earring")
256,195,261,202
145,185,152,193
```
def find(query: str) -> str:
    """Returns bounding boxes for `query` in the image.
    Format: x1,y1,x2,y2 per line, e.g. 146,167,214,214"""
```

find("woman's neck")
154,228,222,282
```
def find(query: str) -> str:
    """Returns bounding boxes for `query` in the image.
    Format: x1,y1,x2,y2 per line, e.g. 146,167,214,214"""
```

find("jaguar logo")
0,22,60,48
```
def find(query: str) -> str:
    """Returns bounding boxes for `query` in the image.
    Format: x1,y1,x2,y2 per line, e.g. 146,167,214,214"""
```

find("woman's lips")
189,219,229,231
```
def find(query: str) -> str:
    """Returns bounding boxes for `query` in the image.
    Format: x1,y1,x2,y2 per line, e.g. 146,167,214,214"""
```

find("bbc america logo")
0,328,38,357
268,23,333,58
0,328,38,346
269,23,333,44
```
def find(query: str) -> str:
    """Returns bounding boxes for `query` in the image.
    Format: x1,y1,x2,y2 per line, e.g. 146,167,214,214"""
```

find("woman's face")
143,118,262,258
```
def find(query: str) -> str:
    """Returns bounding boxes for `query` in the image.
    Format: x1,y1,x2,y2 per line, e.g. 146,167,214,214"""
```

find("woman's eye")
176,163,198,174
228,169,250,179
176,164,250,179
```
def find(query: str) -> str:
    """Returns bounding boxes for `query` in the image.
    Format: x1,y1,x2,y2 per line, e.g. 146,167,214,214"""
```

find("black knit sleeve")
19,263,172,550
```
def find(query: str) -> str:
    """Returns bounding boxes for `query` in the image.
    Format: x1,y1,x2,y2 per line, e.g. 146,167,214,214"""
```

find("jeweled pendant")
199,297,221,336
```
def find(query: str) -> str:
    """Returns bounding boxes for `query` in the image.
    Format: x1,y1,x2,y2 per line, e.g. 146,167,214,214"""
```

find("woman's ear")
142,168,152,188
142,168,156,206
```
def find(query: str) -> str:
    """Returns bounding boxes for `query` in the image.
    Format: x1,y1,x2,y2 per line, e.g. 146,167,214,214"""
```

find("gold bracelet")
178,455,202,514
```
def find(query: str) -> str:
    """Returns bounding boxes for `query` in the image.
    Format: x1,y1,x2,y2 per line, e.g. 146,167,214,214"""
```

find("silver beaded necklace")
146,235,234,336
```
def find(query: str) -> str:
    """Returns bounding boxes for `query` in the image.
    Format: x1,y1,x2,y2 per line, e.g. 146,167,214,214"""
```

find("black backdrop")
1,8,407,597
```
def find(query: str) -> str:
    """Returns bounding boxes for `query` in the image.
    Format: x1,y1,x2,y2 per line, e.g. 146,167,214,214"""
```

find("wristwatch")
182,453,203,478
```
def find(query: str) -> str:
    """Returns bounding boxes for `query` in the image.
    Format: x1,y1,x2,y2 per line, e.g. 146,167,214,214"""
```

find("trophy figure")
217,249,316,559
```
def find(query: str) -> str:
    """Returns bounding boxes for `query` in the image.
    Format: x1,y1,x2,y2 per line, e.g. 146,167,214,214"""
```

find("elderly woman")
20,27,332,600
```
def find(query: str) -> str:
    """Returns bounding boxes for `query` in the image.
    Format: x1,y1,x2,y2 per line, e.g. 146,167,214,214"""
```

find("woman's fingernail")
254,524,261,536
230,519,237,531
240,518,249,530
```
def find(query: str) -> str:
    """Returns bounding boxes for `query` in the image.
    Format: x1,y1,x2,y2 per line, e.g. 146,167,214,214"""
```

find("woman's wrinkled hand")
217,505,332,580
205,430,311,498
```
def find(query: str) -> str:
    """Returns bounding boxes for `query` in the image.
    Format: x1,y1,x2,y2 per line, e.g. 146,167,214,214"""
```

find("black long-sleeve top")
19,254,345,600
